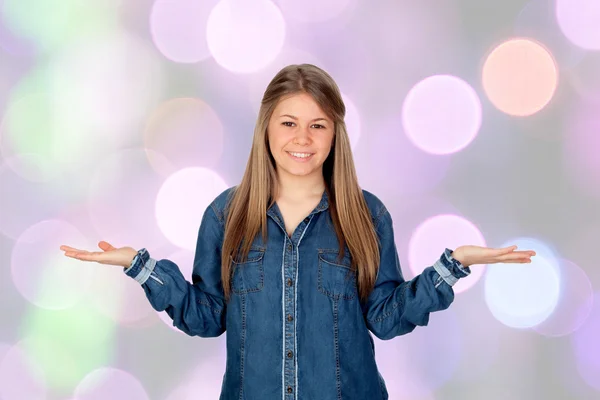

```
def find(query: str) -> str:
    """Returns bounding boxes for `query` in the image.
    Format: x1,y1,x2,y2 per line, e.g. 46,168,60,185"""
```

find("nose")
293,125,311,145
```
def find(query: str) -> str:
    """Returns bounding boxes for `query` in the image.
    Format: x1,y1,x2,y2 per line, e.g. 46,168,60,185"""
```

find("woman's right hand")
60,241,138,268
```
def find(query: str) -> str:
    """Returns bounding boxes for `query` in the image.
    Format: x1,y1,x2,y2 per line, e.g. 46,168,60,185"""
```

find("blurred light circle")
556,0,600,50
0,340,46,400
144,97,225,174
571,292,600,391
408,214,486,294
514,0,586,68
484,237,560,329
20,305,116,390
533,258,593,337
74,367,148,400
87,149,171,252
206,0,285,73
155,167,228,250
402,75,481,155
482,38,558,116
150,0,217,63
49,31,165,152
11,219,94,309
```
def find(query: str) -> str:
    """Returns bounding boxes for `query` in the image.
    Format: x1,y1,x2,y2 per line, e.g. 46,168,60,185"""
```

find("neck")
275,170,325,202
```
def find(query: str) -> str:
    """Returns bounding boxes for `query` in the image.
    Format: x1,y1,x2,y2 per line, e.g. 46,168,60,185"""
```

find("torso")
276,195,322,237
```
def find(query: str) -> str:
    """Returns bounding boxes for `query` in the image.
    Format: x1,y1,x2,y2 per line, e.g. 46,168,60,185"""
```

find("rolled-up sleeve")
362,206,470,340
124,203,226,337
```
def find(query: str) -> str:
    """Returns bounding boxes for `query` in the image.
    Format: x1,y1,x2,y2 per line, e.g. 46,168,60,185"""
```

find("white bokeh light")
156,167,228,250
484,237,560,329
206,0,285,73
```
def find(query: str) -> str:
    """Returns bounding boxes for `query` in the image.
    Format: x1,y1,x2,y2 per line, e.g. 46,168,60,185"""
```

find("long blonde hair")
221,64,380,302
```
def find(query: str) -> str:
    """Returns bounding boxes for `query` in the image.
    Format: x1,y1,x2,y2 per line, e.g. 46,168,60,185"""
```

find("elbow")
368,319,418,340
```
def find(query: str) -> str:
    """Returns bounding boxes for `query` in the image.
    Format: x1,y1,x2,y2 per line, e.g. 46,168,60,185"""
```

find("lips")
286,151,314,162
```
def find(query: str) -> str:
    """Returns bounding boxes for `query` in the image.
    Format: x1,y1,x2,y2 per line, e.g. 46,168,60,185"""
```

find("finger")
499,258,532,264
496,253,532,262
64,251,103,262
98,241,116,251
60,245,86,252
495,245,517,255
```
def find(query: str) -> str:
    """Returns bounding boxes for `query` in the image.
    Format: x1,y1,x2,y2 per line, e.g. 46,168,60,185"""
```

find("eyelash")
282,121,326,129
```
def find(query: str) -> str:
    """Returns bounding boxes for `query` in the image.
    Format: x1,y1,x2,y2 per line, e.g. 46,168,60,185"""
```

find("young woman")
61,64,535,400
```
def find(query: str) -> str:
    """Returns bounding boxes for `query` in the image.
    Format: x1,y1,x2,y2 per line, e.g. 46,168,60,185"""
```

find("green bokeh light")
19,301,117,391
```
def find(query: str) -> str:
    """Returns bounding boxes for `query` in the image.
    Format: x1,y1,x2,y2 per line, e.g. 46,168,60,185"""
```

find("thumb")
98,241,116,251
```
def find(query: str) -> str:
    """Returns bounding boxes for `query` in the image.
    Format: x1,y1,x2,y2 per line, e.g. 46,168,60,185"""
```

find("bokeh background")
0,0,599,399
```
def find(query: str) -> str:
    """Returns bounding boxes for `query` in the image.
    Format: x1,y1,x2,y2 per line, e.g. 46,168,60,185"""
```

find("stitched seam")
197,299,222,314
281,237,286,400
373,205,388,230
334,299,342,400
239,295,246,400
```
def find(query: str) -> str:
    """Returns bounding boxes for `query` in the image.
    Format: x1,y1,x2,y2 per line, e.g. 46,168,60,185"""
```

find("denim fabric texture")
124,187,471,400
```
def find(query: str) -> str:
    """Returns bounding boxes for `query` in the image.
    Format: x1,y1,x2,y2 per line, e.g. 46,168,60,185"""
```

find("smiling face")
267,92,335,182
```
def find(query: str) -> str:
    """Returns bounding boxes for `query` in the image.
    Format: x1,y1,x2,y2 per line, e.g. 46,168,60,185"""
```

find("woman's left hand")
451,245,536,268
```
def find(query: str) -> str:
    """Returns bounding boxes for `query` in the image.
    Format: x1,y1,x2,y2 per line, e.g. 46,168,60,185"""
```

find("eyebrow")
279,114,330,123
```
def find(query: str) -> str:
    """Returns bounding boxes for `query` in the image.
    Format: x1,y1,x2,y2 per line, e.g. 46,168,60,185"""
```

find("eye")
312,124,326,129
282,121,295,127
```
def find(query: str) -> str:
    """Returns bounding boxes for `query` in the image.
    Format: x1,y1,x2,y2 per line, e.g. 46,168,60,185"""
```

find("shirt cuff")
432,248,471,287
124,248,154,285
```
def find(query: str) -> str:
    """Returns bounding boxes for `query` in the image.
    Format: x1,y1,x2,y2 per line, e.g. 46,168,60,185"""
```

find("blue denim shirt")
125,187,470,400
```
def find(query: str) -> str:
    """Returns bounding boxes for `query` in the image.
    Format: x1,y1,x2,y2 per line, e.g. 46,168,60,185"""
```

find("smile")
286,151,314,161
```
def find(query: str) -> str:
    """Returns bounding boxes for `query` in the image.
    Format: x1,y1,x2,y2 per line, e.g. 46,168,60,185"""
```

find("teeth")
289,152,312,158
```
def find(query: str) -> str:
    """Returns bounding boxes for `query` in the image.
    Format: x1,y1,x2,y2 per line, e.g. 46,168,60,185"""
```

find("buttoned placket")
267,196,328,400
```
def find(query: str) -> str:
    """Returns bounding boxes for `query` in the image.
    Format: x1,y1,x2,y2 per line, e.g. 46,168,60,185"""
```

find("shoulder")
209,186,238,223
361,189,389,227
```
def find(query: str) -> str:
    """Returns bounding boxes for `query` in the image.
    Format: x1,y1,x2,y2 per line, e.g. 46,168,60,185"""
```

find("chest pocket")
317,248,357,300
231,247,265,295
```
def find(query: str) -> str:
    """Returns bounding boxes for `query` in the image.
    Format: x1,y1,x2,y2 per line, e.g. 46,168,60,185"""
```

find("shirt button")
287,243,292,251
287,314,293,322
304,217,309,223
287,351,293,358
287,386,293,393
287,278,293,287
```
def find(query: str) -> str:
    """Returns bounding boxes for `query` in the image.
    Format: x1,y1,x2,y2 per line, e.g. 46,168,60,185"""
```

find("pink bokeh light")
402,75,481,155
408,214,487,294
206,0,285,73
155,167,228,250
556,0,600,50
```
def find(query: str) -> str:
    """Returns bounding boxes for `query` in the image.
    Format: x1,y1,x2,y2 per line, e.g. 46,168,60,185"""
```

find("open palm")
452,245,535,268
60,241,138,268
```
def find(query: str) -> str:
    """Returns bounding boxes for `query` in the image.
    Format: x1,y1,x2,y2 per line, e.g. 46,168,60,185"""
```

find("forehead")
273,93,328,117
